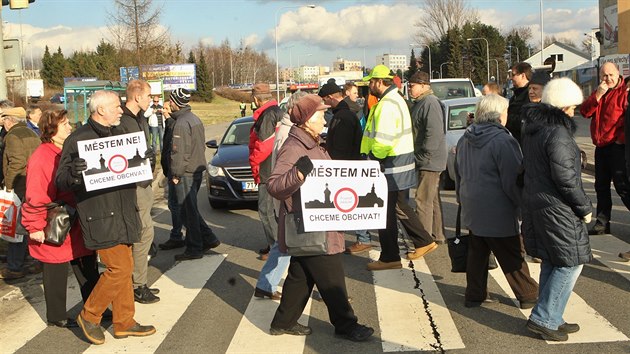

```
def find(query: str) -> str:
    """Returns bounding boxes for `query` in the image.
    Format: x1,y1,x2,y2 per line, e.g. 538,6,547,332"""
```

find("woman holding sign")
267,94,374,342
22,110,101,328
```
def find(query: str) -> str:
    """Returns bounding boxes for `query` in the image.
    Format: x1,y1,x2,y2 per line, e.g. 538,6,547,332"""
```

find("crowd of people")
0,60,628,346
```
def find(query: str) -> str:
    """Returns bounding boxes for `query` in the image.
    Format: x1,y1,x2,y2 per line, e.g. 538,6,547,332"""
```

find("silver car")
441,97,480,190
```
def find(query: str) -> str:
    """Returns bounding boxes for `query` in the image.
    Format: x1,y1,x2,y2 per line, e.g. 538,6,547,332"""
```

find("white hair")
89,90,119,115
474,94,509,124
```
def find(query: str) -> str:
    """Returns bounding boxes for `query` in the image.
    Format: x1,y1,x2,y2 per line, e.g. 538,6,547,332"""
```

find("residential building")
525,42,590,72
332,58,362,72
376,54,407,73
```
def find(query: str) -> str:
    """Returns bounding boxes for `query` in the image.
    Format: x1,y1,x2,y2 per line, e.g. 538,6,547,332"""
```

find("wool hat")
318,78,341,97
362,64,394,81
530,71,551,86
409,71,430,85
289,94,329,125
0,107,26,119
170,88,191,107
252,83,271,95
541,77,583,108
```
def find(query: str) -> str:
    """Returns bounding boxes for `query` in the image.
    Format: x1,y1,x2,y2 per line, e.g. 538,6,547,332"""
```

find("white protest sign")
77,132,152,192
300,160,388,232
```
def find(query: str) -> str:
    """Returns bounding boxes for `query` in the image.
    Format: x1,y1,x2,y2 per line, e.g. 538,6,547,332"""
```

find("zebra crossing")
1,232,628,354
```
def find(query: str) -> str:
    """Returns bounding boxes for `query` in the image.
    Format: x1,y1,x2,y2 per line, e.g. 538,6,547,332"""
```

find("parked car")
441,97,481,190
205,116,258,208
431,78,476,101
50,93,65,104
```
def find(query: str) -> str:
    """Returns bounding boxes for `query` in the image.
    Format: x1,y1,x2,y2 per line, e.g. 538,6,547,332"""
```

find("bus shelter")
63,80,127,126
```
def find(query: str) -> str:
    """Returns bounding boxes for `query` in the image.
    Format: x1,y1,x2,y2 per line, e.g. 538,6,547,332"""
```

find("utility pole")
0,6,7,99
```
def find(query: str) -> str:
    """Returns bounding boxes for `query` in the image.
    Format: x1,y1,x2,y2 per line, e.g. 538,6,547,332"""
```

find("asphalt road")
1,117,629,354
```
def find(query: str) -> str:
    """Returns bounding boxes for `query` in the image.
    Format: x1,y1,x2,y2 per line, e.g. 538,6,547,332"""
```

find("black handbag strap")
24,201,64,210
455,203,462,238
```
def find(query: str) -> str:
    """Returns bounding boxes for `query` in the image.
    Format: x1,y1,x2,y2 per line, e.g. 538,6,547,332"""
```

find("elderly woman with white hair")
521,77,592,342
455,94,539,309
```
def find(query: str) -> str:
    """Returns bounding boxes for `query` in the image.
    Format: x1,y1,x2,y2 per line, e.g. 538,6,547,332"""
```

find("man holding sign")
56,90,156,345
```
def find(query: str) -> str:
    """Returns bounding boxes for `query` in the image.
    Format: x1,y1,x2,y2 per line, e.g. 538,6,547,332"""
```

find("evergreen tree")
40,46,54,87
195,50,213,102
188,50,196,64
406,49,418,80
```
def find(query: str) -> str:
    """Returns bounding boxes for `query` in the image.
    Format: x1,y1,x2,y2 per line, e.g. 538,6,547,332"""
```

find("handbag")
284,210,328,257
447,203,468,273
23,201,77,246
0,188,23,243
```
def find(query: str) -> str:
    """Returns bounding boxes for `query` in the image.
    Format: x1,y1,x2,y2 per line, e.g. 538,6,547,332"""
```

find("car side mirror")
206,140,218,149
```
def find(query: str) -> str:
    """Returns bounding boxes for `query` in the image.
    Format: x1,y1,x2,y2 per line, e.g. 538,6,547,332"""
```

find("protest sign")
300,160,387,232
77,132,152,192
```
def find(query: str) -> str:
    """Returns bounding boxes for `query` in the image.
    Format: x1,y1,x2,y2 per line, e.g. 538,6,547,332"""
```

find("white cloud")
512,6,598,48
242,34,260,48
199,36,215,47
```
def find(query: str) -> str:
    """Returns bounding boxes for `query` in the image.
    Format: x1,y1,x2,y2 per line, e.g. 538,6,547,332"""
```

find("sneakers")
113,322,157,339
588,222,610,235
269,323,312,336
345,242,372,254
407,242,438,260
134,285,160,304
335,324,374,342
77,314,105,345
367,260,402,271
526,320,568,341
158,239,185,250
464,296,499,308
254,287,282,300
0,268,25,280
619,251,630,262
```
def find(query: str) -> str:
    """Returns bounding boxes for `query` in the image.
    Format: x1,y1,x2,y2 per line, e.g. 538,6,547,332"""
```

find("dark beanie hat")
290,94,330,125
530,71,551,86
170,88,191,107
318,78,341,97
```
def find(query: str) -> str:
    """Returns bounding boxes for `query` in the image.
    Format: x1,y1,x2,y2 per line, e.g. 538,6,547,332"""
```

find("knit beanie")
541,77,583,109
530,71,551,86
318,78,341,97
170,88,191,107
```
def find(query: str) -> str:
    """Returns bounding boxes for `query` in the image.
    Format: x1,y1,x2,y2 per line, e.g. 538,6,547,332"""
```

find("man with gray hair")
56,90,156,345
0,106,40,280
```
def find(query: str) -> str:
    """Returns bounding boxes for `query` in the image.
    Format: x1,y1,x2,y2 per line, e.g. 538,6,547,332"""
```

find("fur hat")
169,88,191,107
289,94,329,125
541,78,583,108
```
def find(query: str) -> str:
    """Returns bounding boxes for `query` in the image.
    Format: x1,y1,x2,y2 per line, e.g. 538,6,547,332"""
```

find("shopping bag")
0,188,24,243
447,203,468,273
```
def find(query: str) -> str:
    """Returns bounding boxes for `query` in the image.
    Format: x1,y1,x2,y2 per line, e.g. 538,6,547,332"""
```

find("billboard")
119,64,196,91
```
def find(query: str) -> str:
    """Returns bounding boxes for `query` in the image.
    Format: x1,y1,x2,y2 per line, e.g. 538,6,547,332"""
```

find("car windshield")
432,82,475,100
447,104,477,131
221,121,253,145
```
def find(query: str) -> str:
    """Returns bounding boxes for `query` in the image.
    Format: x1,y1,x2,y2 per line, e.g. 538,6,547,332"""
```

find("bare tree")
107,0,170,73
414,0,478,43
581,37,593,57
544,35,576,48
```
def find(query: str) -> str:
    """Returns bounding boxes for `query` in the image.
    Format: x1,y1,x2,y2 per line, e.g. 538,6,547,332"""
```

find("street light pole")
275,5,315,101
491,58,499,84
440,62,452,79
508,45,520,63
410,43,431,78
467,37,490,83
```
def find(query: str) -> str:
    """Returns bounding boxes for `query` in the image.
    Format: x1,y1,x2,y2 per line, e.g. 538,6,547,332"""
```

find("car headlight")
207,164,225,177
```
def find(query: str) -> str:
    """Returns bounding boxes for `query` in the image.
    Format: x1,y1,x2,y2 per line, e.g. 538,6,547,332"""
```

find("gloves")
295,156,314,177
144,148,156,167
71,158,87,177
582,212,592,224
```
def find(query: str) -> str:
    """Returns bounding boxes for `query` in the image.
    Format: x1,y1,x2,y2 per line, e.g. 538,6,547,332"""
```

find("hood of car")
210,144,250,168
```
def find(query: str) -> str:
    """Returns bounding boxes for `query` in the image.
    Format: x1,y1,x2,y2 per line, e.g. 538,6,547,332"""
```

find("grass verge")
191,95,245,126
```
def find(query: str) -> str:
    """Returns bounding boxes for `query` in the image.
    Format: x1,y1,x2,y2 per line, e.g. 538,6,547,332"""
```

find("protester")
249,83,284,262
622,78,630,262
528,71,550,103
22,109,100,328
56,90,156,345
579,62,630,235
26,105,42,136
360,65,437,270
168,88,221,261
455,94,538,309
114,80,159,304
144,95,165,152
267,94,373,342
408,71,447,245
482,82,501,96
521,78,592,342
507,62,532,144
0,107,41,280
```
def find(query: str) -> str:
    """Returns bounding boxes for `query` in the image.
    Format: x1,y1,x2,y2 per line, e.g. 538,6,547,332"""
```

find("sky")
1,0,599,71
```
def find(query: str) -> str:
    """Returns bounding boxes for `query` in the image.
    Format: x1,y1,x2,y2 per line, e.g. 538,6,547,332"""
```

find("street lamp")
467,37,490,83
410,43,431,77
490,59,499,84
507,44,520,63
439,62,452,79
275,5,316,101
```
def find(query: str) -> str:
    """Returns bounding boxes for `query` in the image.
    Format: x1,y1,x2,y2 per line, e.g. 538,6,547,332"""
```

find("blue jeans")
174,175,218,255
356,230,371,243
255,242,290,293
529,261,583,330
7,236,28,272
168,181,183,241
150,126,164,151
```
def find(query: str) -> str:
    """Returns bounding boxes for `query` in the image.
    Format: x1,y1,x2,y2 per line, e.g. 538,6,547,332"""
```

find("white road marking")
589,235,630,283
84,254,226,354
369,250,465,352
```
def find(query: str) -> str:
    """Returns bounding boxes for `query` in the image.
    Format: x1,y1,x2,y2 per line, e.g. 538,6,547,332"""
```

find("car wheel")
209,199,228,209
440,171,455,191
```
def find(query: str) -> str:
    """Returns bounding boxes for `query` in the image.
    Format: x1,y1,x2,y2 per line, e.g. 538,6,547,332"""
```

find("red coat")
580,76,629,147
22,143,92,263
249,100,282,184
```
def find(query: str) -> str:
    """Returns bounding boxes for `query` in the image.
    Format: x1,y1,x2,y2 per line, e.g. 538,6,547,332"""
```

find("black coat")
55,118,141,250
507,84,530,145
520,103,592,267
325,99,362,160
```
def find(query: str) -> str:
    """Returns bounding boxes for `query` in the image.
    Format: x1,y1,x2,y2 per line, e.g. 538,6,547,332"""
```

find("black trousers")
465,233,538,303
43,254,100,322
271,254,358,334
594,144,630,224
379,190,433,262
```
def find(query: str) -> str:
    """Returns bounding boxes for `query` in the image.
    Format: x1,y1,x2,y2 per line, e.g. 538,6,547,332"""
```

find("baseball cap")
362,65,394,81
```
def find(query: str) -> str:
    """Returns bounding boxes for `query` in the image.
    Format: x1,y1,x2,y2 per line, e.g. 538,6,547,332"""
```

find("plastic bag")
0,188,24,243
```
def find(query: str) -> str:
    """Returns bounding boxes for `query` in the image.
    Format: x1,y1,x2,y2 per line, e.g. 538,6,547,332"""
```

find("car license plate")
242,181,258,192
